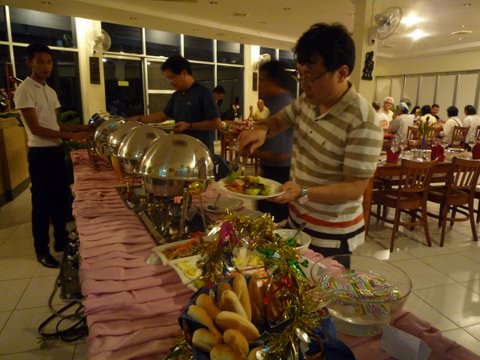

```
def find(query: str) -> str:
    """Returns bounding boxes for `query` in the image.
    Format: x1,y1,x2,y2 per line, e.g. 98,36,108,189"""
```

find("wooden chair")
475,125,480,141
372,159,436,252
426,157,480,246
449,126,469,149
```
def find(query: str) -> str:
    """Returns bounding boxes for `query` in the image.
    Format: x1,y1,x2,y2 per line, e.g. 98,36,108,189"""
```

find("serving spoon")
207,193,221,210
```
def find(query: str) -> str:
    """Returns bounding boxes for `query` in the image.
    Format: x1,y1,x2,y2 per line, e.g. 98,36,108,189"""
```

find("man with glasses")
239,23,383,258
129,55,221,154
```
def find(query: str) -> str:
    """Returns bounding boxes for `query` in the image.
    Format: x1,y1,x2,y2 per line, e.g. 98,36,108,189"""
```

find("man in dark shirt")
129,55,221,153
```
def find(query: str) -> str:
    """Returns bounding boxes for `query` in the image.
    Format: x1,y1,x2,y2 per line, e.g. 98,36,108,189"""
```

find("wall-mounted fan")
369,6,403,45
86,29,112,54
253,53,271,70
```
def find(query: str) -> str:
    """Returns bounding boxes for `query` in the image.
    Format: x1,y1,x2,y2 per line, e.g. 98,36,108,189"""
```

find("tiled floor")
1,188,480,358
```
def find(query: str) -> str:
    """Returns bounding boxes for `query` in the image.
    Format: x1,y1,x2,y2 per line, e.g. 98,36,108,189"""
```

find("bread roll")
217,282,232,310
223,328,249,357
192,328,222,353
248,273,265,326
210,344,244,360
196,293,221,320
232,274,252,321
266,284,284,324
248,346,263,360
187,304,220,337
215,311,260,342
222,290,248,319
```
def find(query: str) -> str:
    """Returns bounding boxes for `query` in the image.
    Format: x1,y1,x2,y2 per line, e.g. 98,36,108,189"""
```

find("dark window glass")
191,63,214,90
147,61,170,90
102,22,142,54
148,94,172,114
260,47,276,60
145,29,180,57
0,7,7,41
103,58,144,117
279,49,296,69
10,8,75,48
14,47,82,116
184,35,213,62
0,45,10,90
217,65,243,120
217,41,243,65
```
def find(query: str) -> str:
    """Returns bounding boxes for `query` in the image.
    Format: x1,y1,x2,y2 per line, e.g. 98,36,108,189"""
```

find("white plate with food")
204,197,244,213
152,237,210,265
215,175,285,200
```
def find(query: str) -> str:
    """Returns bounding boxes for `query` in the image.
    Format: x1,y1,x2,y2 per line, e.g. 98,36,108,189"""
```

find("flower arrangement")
167,212,333,359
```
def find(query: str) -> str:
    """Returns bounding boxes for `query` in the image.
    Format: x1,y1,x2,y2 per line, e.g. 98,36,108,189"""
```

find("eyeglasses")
294,69,330,84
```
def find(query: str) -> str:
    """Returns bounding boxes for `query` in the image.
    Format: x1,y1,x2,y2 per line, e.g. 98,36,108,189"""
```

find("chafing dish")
138,134,214,197
93,116,125,162
116,125,166,175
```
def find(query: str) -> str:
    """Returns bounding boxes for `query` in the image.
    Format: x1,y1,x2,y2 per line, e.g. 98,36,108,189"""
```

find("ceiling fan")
369,6,403,45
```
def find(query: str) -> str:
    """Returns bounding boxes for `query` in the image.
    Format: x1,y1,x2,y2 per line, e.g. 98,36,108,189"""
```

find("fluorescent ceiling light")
402,14,423,27
407,29,428,41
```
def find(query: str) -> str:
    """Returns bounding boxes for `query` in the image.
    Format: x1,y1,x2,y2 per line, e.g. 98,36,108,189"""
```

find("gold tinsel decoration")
169,211,330,359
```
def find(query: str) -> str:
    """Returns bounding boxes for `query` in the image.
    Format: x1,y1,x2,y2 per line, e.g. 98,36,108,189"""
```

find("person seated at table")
388,102,414,141
249,99,270,121
372,101,389,129
463,105,480,145
212,85,225,113
128,55,221,154
381,96,395,121
419,104,437,124
440,105,463,145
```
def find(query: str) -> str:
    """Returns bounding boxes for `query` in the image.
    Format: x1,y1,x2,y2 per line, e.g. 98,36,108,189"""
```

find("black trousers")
257,165,290,222
28,146,69,256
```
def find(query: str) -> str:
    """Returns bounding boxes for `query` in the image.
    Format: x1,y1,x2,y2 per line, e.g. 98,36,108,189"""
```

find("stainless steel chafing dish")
107,120,143,157
116,125,166,175
93,116,125,162
138,134,214,197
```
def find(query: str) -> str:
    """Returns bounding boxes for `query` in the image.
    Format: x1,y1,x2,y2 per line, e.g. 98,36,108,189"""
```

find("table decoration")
166,212,353,359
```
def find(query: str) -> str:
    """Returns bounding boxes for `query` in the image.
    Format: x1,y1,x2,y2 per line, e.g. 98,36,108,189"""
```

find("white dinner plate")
204,197,244,213
214,177,285,200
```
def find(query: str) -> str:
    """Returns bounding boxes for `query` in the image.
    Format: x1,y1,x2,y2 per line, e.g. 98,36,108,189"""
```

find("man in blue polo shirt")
129,55,221,154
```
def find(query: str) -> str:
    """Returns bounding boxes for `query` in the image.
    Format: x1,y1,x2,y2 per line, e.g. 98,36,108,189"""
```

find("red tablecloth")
72,149,478,360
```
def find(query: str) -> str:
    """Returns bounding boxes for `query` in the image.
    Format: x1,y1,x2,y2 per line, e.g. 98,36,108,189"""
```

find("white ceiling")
4,0,480,60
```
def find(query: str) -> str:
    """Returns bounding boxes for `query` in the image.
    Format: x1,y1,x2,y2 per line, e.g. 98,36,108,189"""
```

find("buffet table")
72,149,477,359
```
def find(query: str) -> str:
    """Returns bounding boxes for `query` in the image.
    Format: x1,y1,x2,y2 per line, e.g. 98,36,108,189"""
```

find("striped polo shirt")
277,83,383,250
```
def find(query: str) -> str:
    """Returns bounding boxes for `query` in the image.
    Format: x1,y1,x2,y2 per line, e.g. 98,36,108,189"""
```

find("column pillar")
350,0,378,102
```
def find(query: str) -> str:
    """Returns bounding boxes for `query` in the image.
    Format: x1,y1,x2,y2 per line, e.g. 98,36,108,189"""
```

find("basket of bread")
167,213,355,360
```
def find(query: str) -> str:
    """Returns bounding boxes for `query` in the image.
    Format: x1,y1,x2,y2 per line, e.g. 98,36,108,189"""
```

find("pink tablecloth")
72,150,479,360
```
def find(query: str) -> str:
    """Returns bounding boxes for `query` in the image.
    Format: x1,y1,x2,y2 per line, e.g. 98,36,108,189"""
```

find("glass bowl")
311,254,412,336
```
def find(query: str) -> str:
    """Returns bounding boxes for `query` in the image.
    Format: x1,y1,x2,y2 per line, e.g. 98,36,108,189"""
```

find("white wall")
75,18,107,124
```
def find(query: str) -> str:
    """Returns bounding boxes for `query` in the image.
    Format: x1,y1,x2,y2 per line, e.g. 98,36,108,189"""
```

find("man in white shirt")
14,43,92,268
251,99,270,121
441,106,463,145
381,96,395,121
463,105,480,144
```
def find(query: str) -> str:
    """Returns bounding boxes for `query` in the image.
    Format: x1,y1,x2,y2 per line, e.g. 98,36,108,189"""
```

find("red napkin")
473,144,480,159
386,149,401,163
431,145,445,161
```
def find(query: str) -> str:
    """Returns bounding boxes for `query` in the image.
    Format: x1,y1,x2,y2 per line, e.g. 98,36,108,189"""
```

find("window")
217,65,243,119
102,22,142,54
279,49,296,69
10,8,75,48
217,40,243,65
147,60,171,90
0,7,7,41
184,35,213,62
14,47,82,115
0,45,10,90
191,63,214,90
148,94,171,114
103,58,144,117
145,29,180,57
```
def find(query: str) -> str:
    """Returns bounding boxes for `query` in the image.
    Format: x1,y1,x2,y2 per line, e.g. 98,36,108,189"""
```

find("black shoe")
36,253,60,268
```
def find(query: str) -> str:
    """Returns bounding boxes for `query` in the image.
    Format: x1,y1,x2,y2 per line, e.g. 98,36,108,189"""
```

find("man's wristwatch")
298,186,309,204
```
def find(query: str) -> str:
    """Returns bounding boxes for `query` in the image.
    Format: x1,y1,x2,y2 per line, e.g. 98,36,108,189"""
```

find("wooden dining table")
363,150,472,229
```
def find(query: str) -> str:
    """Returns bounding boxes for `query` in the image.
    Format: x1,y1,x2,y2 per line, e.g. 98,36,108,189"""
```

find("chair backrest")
398,159,436,194
450,126,470,147
448,157,480,193
406,126,418,141
475,125,480,140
